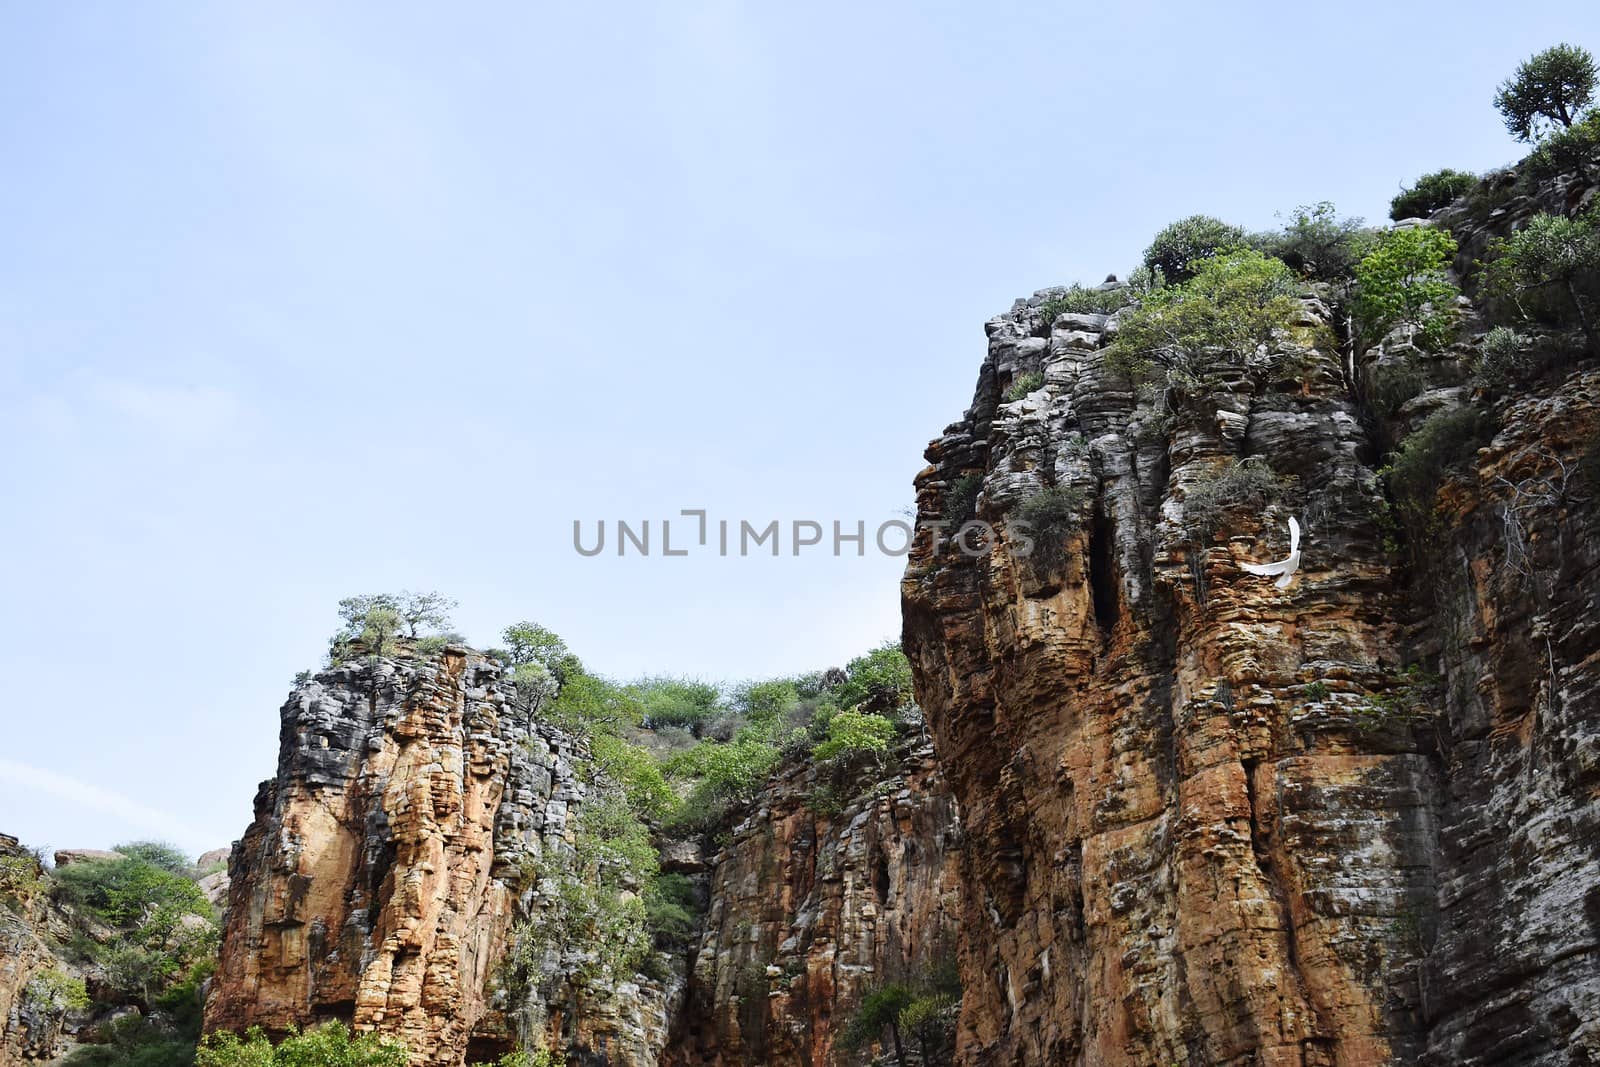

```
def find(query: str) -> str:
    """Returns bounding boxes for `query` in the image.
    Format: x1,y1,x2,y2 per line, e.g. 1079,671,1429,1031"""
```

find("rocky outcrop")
1409,370,1600,1061
0,836,68,1063
204,646,675,1067
665,742,961,1067
901,171,1600,1065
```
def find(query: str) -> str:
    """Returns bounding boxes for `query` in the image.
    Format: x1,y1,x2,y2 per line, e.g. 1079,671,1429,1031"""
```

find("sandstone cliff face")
665,742,961,1067
204,647,674,1067
0,836,68,1063
902,174,1600,1066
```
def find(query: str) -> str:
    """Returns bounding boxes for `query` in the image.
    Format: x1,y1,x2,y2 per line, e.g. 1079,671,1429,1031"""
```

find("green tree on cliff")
1352,226,1460,349
1481,210,1600,356
1495,43,1597,141
1109,247,1306,391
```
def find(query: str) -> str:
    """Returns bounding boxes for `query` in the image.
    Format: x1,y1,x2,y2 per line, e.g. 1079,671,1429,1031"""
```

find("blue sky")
3,1,1595,855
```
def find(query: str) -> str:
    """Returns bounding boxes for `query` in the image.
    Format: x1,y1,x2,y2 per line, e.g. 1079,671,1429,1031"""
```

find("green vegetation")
1109,248,1306,392
943,473,982,522
841,954,961,1067
1003,372,1044,402
25,969,90,1013
0,848,45,909
1037,283,1135,322
1182,458,1295,541
1142,215,1247,282
1017,485,1086,559
1390,170,1477,221
1352,226,1460,349
196,1023,407,1067
63,1014,200,1067
1354,665,1441,734
832,643,914,715
811,709,896,763
1495,43,1596,142
665,734,782,815
1525,110,1600,180
1474,325,1531,383
1480,210,1600,356
327,591,457,666
1382,407,1493,530
475,1046,564,1067
643,873,700,949
634,677,721,733
1255,202,1371,280
51,843,217,1017
508,789,656,1005
1363,358,1425,419
53,846,209,927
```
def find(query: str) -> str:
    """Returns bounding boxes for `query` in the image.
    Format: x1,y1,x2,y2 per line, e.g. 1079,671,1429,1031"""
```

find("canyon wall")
205,650,958,1067
666,741,961,1067
901,170,1600,1066
203,646,676,1067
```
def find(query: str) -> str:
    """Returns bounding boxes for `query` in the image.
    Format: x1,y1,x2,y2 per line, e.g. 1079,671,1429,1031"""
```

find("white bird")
1240,516,1302,589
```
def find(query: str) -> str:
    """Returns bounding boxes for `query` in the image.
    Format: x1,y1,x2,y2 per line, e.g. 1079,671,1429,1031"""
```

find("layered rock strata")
665,742,961,1067
203,647,674,1067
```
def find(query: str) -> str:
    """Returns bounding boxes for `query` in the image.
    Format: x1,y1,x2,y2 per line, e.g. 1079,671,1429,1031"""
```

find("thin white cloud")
0,758,205,852
90,377,242,444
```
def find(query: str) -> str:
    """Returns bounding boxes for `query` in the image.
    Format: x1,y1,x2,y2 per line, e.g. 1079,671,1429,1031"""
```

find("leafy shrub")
1353,226,1461,349
1183,458,1294,540
113,842,192,876
53,855,210,928
1474,326,1531,383
644,873,700,947
943,474,982,522
899,992,959,1067
62,1014,197,1067
1383,408,1493,526
666,735,780,808
811,710,897,763
541,671,643,740
1037,284,1133,322
1390,170,1478,221
1143,215,1247,282
731,679,800,724
1003,372,1044,402
633,677,722,733
832,643,914,715
842,984,918,1057
197,1023,407,1067
508,790,656,999
1109,248,1305,390
502,622,582,684
1256,202,1371,279
478,1046,564,1067
1480,211,1600,355
1364,359,1425,418
0,850,45,908
327,591,458,666
1018,485,1086,559
588,732,677,823
25,969,90,1012
1495,43,1597,142
1525,110,1600,180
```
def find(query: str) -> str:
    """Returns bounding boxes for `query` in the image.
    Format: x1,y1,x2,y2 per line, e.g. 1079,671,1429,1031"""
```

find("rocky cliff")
666,741,961,1067
204,645,676,1067
901,169,1600,1066
0,836,66,1063
204,647,964,1067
